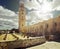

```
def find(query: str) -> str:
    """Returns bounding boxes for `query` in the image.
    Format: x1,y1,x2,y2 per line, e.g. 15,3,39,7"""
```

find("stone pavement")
27,41,60,49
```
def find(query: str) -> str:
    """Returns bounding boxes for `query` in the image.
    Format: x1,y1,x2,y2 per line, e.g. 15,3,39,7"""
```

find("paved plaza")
27,41,60,49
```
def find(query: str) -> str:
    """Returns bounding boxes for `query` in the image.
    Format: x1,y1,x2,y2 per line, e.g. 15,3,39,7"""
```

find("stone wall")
8,37,45,49
25,16,60,41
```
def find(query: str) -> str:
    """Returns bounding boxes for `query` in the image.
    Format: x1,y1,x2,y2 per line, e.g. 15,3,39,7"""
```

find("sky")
0,0,60,30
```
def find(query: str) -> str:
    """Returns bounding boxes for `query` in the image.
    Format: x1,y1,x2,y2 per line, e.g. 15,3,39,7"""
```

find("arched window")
41,25,42,28
21,16,24,20
22,12,23,14
46,24,48,28
54,22,57,26
22,24,24,26
40,25,43,32
45,23,48,28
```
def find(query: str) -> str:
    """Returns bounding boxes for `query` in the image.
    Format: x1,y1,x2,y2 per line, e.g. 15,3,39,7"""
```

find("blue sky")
0,0,60,30
0,0,19,12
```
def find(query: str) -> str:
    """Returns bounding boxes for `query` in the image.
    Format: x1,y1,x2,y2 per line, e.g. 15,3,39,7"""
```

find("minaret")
19,2,26,33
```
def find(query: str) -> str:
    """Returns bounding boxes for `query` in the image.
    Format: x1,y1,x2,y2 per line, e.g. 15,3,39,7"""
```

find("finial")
19,0,24,7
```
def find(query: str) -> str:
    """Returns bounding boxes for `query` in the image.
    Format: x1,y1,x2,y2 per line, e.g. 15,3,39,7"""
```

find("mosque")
19,2,60,40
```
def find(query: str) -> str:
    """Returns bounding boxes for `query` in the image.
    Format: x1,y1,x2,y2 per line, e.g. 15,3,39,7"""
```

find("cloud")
22,0,60,25
0,6,17,16
0,6,18,30
53,0,60,8
24,0,41,10
0,0,58,28
0,0,60,29
24,0,54,25
26,11,53,25
55,6,60,10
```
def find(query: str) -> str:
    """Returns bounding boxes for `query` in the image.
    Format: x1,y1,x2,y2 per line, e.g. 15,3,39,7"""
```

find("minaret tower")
19,2,26,33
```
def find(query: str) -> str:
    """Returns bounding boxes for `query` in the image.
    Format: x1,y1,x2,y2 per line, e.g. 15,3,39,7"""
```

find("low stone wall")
8,37,46,49
0,36,46,49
